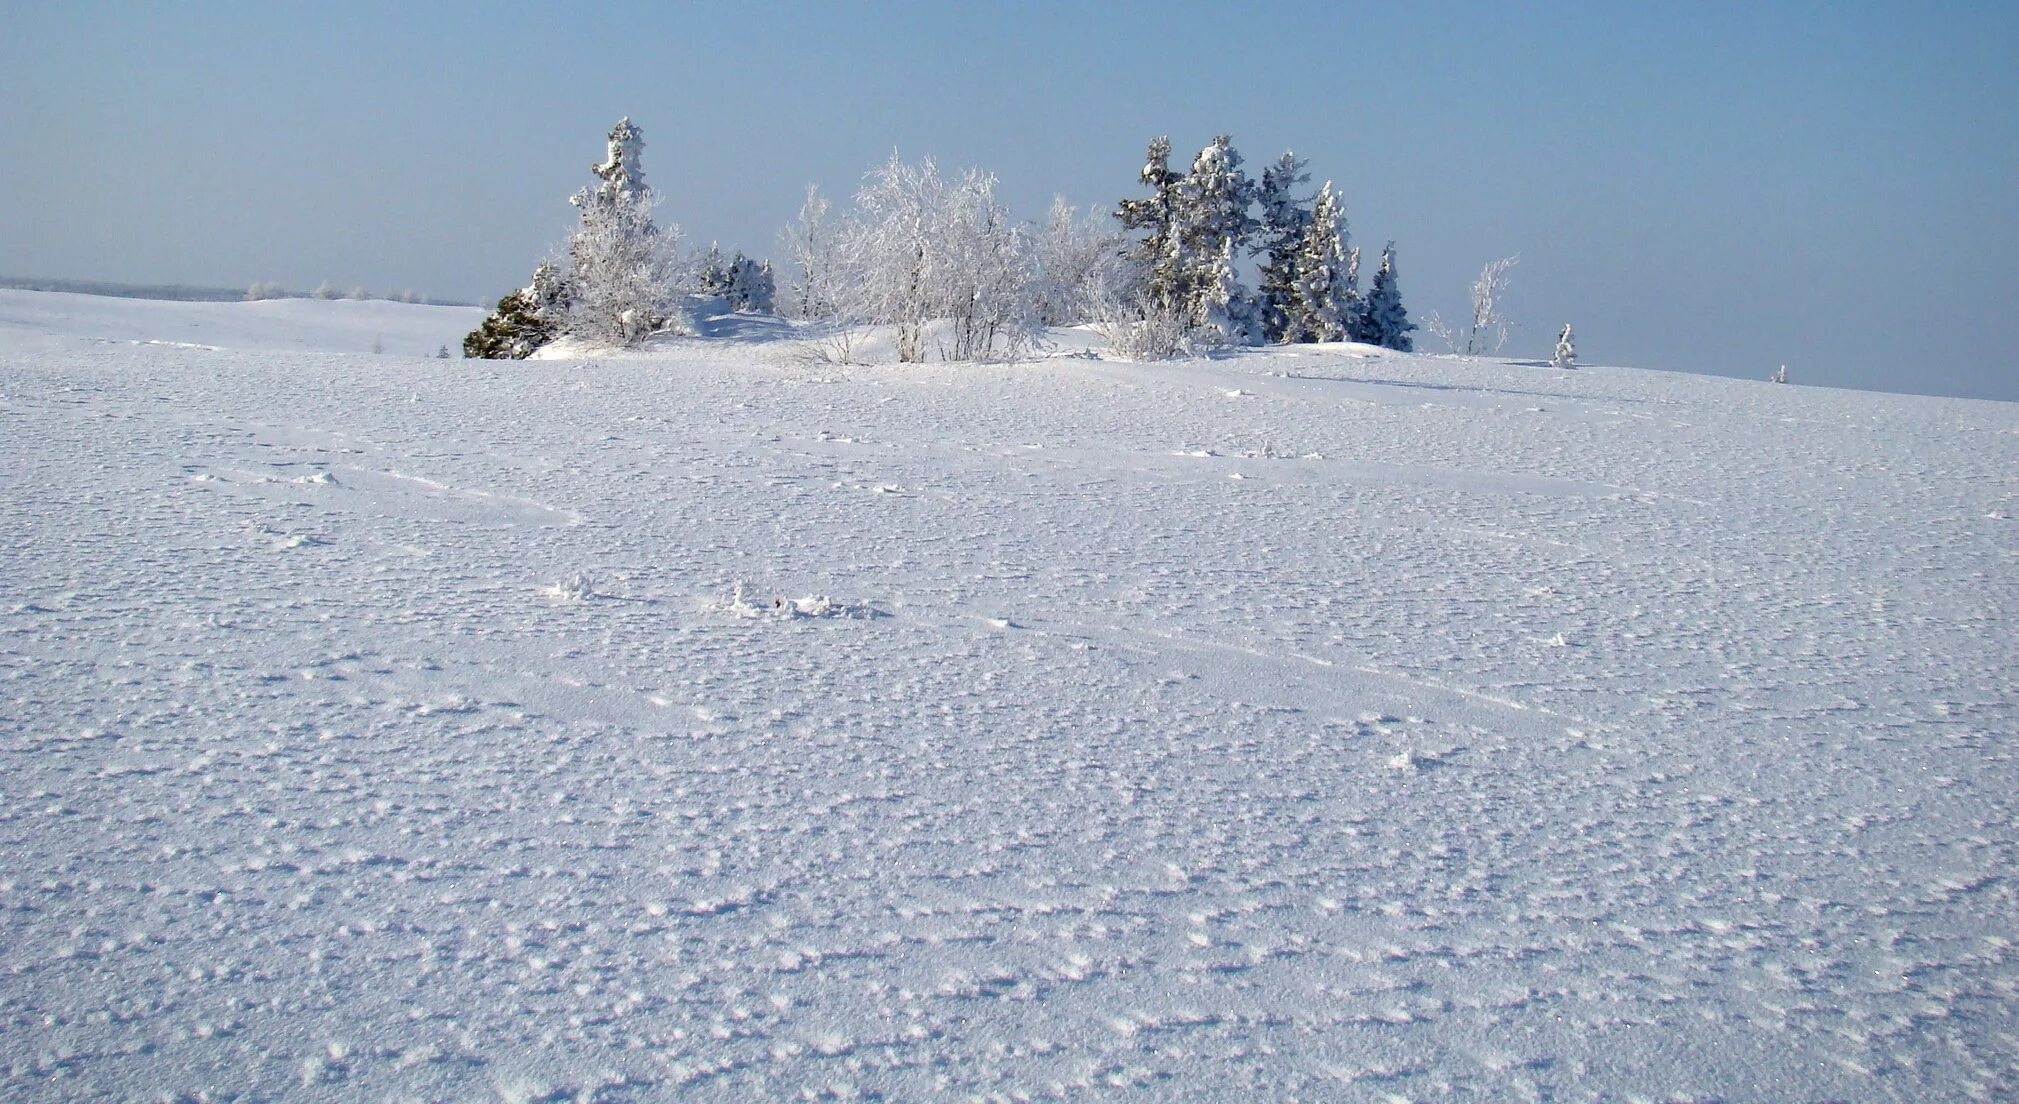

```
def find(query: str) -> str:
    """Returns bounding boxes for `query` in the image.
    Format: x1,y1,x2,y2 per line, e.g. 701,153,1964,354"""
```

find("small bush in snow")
1551,324,1576,370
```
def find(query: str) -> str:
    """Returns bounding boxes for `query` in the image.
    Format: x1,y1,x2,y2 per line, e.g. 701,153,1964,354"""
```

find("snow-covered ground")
2,292,2014,1102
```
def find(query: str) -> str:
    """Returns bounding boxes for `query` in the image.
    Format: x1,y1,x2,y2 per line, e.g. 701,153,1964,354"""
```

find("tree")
1360,242,1416,351
1551,323,1576,370
819,154,1041,362
1034,197,1128,326
562,117,677,346
697,243,730,295
1429,256,1518,356
727,254,775,313
1175,135,1258,343
1254,152,1312,343
1284,181,1353,342
780,186,838,320
463,260,571,359
1115,137,1186,315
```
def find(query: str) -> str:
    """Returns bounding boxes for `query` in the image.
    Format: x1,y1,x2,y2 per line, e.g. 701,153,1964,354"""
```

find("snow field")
1,297,2015,1101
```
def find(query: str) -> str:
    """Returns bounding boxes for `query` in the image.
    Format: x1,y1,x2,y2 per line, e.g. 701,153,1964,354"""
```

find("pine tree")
1361,242,1416,351
1284,181,1353,342
1551,324,1577,370
697,243,729,294
1254,152,1312,343
1342,245,1362,335
1115,137,1186,315
1176,135,1258,342
463,260,571,359
727,253,775,313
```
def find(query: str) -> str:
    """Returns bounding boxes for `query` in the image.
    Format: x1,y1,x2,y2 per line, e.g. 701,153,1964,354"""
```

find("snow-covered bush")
1429,255,1517,356
1551,324,1577,370
464,261,570,359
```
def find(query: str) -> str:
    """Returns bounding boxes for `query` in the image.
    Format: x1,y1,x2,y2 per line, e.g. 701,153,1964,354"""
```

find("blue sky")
3,1,2015,400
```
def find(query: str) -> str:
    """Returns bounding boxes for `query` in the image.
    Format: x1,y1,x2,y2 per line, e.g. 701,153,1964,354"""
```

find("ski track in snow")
2,299,2016,1101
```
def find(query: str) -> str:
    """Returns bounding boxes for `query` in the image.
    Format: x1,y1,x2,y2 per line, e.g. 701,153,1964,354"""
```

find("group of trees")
466,121,1419,363
1115,136,1413,352
466,118,768,359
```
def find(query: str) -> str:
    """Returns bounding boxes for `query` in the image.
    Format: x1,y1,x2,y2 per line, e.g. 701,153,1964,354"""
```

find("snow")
2,291,2015,1101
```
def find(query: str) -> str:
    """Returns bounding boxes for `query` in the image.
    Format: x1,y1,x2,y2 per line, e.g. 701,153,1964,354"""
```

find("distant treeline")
0,276,473,307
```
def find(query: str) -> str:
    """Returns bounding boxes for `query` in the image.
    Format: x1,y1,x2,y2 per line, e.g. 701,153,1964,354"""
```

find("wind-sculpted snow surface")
1,305,2015,1101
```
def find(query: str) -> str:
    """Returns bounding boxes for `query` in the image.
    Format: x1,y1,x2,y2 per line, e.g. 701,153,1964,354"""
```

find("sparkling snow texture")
2,291,2014,1101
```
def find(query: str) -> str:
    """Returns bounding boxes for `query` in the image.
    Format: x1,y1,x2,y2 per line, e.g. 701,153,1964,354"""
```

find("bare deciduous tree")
1428,255,1518,356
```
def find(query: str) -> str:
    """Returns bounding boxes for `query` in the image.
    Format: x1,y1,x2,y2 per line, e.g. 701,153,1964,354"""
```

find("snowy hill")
2,292,2014,1101
0,288,485,358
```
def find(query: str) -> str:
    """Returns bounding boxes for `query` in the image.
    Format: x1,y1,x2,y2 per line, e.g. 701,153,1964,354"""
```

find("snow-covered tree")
1175,135,1259,342
1430,256,1518,356
1771,364,1788,384
1035,197,1127,326
1551,323,1576,370
779,185,839,320
1254,152,1312,343
1283,181,1354,343
1360,242,1416,351
1114,137,1186,315
696,243,730,295
463,260,571,359
726,254,775,313
562,117,678,346
821,155,1041,362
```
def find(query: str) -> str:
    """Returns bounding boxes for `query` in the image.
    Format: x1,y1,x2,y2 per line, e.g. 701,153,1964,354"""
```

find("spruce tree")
1176,135,1258,342
727,253,775,313
1115,137,1185,314
1285,181,1352,343
697,243,729,294
1254,152,1312,343
1362,242,1416,351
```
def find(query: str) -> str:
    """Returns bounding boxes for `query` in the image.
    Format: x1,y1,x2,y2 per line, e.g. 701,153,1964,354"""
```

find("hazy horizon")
4,1,2014,401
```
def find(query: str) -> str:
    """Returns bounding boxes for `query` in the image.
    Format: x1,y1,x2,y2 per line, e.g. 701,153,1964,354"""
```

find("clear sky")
4,1,2015,400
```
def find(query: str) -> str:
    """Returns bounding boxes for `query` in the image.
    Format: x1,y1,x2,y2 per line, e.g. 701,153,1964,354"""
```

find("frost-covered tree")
779,185,840,320
1429,256,1518,356
1176,135,1259,342
1283,181,1354,343
821,155,1041,362
562,117,677,346
463,260,571,359
1551,323,1576,370
1035,197,1127,326
696,243,730,295
1771,364,1788,384
1254,152,1311,343
1360,242,1416,351
726,254,775,313
1114,137,1186,315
